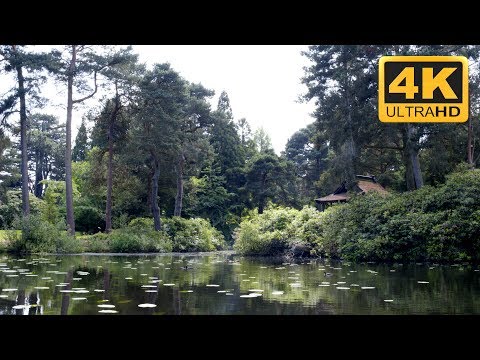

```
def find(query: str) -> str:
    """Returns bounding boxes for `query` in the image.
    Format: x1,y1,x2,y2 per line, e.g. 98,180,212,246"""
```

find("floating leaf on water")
2,288,18,292
98,304,115,308
99,310,118,314
12,305,29,310
206,284,220,287
138,303,157,308
94,289,105,292
272,291,284,295
72,297,87,301
34,287,50,290
384,299,394,302
336,287,350,290
361,287,375,290
163,283,175,286
417,281,429,284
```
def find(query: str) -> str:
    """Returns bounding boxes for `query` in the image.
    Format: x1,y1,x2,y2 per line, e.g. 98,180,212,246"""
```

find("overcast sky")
2,45,316,154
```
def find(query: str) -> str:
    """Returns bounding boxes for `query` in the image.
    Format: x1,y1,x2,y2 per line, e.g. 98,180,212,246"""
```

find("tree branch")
72,71,98,104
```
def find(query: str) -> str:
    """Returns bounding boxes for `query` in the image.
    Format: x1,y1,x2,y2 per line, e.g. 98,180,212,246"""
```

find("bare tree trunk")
34,150,43,197
13,47,30,218
403,124,423,190
65,45,76,235
105,85,120,233
151,154,162,231
173,152,185,217
468,116,474,167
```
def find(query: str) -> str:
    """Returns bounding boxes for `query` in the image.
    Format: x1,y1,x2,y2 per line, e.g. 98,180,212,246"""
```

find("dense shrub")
82,216,225,253
234,169,480,262
4,214,83,254
163,217,226,252
233,206,324,256
74,205,104,233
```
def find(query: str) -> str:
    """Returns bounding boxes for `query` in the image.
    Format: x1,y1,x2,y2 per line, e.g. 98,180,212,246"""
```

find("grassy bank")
234,169,480,263
1,216,226,254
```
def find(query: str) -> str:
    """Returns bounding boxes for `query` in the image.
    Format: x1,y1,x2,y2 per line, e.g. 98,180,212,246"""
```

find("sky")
1,45,316,154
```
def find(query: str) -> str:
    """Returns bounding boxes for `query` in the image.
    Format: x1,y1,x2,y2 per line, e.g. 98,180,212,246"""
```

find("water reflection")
0,253,480,315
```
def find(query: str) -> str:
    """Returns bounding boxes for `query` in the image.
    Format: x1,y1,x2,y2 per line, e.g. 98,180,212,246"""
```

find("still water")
1,252,480,315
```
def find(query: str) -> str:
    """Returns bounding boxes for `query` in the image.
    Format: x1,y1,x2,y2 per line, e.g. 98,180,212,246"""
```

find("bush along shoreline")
234,169,480,263
2,216,226,254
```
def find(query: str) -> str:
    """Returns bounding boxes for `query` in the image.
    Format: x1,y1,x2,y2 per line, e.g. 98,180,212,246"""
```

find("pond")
1,252,480,315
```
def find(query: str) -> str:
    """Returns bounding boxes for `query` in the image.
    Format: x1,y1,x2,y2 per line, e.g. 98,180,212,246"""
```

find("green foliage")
0,190,43,229
235,169,480,262
233,205,324,256
163,217,226,252
5,214,82,254
74,205,104,233
72,119,89,162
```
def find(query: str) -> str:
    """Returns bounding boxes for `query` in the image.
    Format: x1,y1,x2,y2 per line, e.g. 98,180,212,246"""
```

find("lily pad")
12,305,29,309
138,303,157,308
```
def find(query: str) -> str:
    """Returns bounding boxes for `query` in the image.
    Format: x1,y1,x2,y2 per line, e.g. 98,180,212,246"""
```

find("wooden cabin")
315,175,388,211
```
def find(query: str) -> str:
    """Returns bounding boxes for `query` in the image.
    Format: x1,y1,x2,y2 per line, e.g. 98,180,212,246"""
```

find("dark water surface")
1,252,480,315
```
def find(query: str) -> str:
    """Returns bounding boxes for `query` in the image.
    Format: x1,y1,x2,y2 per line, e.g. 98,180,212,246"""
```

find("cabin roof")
315,175,388,204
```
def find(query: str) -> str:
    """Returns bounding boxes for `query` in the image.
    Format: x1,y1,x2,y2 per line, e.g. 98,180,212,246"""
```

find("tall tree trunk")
13,48,30,218
403,124,423,190
65,45,76,236
173,152,185,217
34,150,43,197
105,84,120,233
467,116,474,167
151,154,162,231
258,173,267,214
